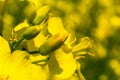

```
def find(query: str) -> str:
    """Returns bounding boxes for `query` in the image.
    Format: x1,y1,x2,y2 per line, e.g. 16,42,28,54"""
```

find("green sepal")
32,5,50,25
39,33,68,56
21,25,41,40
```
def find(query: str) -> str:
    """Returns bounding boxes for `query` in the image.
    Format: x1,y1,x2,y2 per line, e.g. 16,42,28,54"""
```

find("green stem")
32,58,49,64
76,61,86,80
11,37,24,52
29,50,40,54
76,69,82,80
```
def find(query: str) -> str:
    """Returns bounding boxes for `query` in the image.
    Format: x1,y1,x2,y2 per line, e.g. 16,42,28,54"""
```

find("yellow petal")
8,50,32,80
48,48,77,79
13,20,29,38
26,32,46,52
0,36,11,63
48,17,67,35
0,36,10,79
14,20,29,32
10,50,30,68
64,34,76,49
31,64,50,80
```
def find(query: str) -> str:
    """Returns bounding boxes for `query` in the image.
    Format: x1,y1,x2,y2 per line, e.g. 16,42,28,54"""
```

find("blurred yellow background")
0,0,120,80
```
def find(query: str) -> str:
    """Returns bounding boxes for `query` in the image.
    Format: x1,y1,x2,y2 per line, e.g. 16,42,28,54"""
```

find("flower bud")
21,25,40,40
39,33,68,56
13,20,29,37
32,5,50,25
25,2,37,25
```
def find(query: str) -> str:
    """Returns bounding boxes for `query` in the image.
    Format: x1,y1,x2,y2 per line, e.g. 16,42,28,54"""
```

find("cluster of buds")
0,1,94,79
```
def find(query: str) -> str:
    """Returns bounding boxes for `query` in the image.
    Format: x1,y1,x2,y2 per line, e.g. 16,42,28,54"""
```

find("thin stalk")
11,37,24,52
29,50,40,54
76,69,83,80
76,61,86,80
32,58,49,64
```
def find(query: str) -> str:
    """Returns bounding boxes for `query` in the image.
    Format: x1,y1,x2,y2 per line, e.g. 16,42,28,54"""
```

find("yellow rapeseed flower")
0,36,49,80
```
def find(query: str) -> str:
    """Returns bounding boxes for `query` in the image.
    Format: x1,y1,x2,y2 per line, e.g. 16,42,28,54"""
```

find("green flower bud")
25,2,37,25
39,33,68,56
32,5,50,25
27,12,36,25
21,25,41,40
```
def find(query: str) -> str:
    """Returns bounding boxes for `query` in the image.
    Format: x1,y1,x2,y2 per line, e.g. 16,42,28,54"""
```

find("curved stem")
32,58,49,64
76,69,85,80
76,61,86,80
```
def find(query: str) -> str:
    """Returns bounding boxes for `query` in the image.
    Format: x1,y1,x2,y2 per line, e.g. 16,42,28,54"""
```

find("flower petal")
0,36,11,79
8,50,32,80
0,36,11,63
48,48,77,79
48,17,67,35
